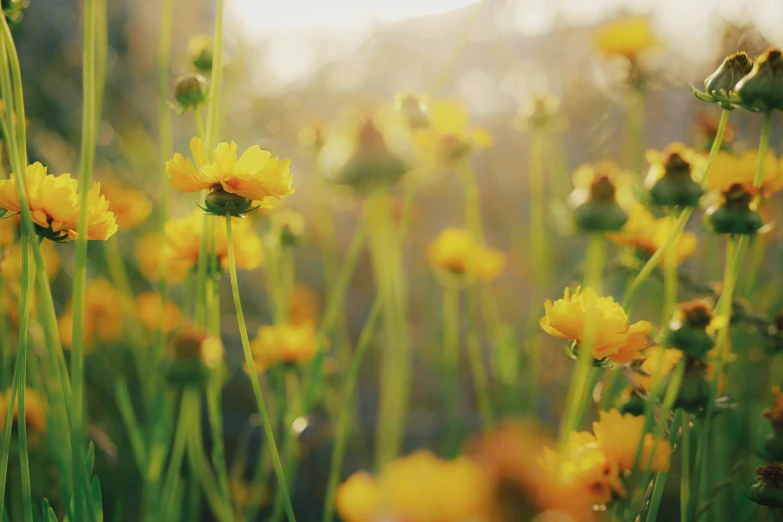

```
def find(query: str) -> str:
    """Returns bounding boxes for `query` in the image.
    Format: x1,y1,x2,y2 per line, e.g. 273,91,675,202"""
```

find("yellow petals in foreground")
540,286,651,362
0,162,117,241
166,137,294,205
164,210,263,271
249,322,318,371
0,387,46,438
135,292,181,334
101,180,153,230
593,409,672,472
609,204,698,266
427,228,506,282
59,278,124,350
708,150,783,196
336,451,491,522
594,17,657,59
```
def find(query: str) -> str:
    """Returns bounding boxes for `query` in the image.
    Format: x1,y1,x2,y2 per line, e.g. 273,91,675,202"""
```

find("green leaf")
91,476,104,522
86,441,95,476
42,499,57,522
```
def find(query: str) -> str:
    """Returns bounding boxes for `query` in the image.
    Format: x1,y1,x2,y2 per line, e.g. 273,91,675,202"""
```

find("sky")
227,0,783,89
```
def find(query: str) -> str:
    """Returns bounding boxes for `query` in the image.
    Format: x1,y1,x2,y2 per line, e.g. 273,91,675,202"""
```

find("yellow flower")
1,239,59,282
472,423,596,521
415,100,492,166
0,162,118,241
166,137,294,206
0,387,47,440
427,228,506,282
708,150,783,196
287,285,320,326
135,292,181,334
58,278,125,350
594,17,657,59
249,322,318,371
593,409,671,472
134,233,190,284
645,143,706,185
336,472,379,522
164,210,263,272
633,345,682,393
100,180,153,230
541,431,624,503
608,204,698,266
540,286,651,362
337,451,491,522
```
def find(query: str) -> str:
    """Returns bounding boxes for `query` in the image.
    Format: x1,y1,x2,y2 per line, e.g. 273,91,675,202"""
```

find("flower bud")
271,209,305,247
3,0,27,28
648,151,703,208
736,48,783,112
572,174,629,233
203,185,256,217
335,118,408,195
748,463,783,508
394,91,430,129
666,299,715,358
165,329,223,388
707,184,763,236
674,358,711,413
693,52,752,109
188,34,213,73
520,94,562,131
173,74,208,112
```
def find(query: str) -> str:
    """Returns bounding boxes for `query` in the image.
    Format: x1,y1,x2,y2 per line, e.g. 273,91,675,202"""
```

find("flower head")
736,48,783,112
395,91,430,129
608,204,697,266
592,409,672,472
569,162,630,233
100,180,152,230
165,328,224,387
540,286,651,362
706,183,764,236
0,387,46,440
336,451,491,522
287,285,320,326
249,322,318,371
135,233,190,284
645,143,705,208
166,137,294,215
135,292,181,335
0,162,117,242
693,51,753,109
188,34,213,72
164,210,263,272
427,228,506,282
593,17,657,59
708,150,783,196
58,278,125,350
414,100,492,167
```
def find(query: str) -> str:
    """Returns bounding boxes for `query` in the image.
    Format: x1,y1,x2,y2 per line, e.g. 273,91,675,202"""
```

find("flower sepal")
748,463,783,508
735,49,783,113
201,186,260,217
706,184,763,235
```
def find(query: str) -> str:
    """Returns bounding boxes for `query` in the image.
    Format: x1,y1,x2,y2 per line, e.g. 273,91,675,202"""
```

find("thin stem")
161,392,192,516
205,0,225,149
321,295,382,522
662,210,679,323
558,234,605,447
528,128,548,281
645,410,683,522
193,108,205,141
442,284,461,437
681,415,691,522
225,215,296,521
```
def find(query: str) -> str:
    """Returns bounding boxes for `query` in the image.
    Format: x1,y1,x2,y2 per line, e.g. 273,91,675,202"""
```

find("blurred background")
10,0,783,520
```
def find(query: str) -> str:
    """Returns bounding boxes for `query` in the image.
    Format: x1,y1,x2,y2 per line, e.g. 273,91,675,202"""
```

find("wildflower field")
4,0,783,521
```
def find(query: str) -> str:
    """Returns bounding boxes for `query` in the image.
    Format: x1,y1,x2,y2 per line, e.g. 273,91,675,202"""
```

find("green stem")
442,284,461,439
225,215,296,521
204,0,225,149
662,210,679,323
558,234,605,447
681,415,691,522
161,392,192,516
528,128,548,281
367,195,410,470
321,294,382,522
645,410,683,522
622,108,731,311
